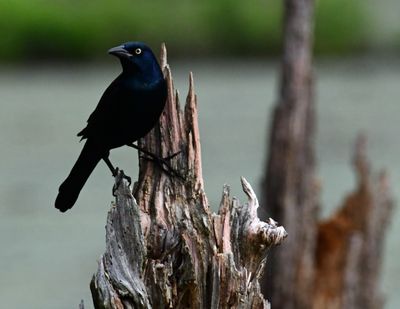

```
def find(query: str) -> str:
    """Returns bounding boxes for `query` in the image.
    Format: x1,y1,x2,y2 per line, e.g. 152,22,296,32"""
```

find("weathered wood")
261,0,317,308
90,44,287,309
313,135,393,309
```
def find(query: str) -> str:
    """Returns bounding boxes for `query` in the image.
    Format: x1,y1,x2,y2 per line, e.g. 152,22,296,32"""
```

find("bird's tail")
55,140,106,212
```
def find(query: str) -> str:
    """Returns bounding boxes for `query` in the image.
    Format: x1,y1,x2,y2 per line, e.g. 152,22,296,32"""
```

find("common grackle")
55,42,167,212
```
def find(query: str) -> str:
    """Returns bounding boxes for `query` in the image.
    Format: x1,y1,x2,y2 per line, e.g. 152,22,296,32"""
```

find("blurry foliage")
0,0,369,61
315,0,367,54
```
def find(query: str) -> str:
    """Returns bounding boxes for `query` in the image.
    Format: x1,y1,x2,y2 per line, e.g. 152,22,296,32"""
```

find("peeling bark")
90,44,287,309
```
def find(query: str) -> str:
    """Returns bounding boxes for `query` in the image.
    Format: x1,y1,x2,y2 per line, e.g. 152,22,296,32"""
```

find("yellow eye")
135,48,142,55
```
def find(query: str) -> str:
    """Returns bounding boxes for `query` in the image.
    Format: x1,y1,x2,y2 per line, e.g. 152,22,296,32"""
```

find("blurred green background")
1,1,400,309
1,0,399,61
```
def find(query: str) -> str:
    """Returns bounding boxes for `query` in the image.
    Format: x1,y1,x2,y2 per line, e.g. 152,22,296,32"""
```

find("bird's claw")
159,160,185,181
128,143,185,180
112,168,132,196
163,150,182,161
141,152,186,181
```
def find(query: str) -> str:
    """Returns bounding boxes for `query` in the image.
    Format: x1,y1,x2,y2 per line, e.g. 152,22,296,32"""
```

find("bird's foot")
127,143,185,181
140,151,185,181
112,168,132,196
162,150,182,161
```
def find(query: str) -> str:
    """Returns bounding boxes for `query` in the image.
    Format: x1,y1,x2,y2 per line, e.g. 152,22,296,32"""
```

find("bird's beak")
108,45,131,58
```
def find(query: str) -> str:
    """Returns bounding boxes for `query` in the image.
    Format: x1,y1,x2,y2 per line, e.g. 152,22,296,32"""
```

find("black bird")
55,42,167,212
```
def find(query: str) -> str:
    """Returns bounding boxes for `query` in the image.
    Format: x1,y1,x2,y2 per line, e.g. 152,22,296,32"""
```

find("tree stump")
90,45,287,309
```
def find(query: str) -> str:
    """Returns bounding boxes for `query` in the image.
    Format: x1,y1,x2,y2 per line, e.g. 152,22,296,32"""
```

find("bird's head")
108,42,162,79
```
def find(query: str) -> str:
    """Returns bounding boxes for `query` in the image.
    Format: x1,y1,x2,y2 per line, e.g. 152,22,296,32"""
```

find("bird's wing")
77,79,128,139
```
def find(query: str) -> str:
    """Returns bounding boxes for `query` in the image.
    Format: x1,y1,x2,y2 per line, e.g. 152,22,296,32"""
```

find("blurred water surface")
0,58,399,308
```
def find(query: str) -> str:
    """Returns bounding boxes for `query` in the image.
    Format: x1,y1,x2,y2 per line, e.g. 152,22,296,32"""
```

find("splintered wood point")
90,45,286,309
160,42,167,70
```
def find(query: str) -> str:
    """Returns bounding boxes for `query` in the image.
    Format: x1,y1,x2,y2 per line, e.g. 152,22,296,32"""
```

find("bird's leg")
127,143,185,181
102,156,131,196
103,156,117,176
128,143,182,160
